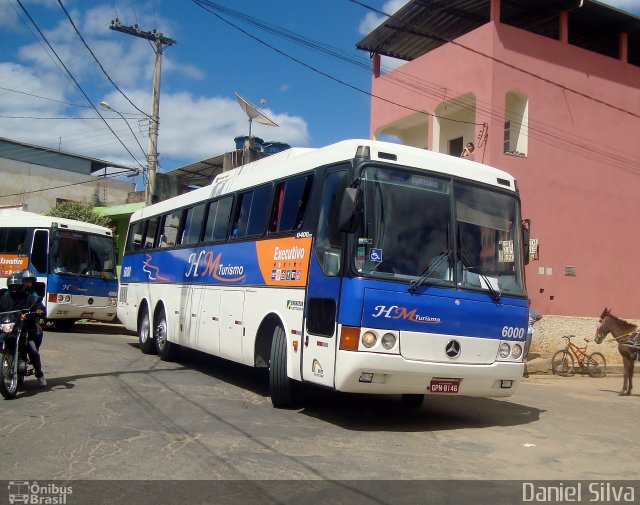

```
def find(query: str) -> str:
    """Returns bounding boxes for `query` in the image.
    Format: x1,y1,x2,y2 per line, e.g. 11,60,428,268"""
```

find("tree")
45,201,112,228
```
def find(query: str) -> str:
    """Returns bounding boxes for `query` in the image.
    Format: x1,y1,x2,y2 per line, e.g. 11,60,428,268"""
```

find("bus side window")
232,184,271,239
203,197,233,242
125,221,144,253
180,204,206,245
160,210,182,247
144,217,159,249
0,228,29,254
269,175,314,234
315,170,348,276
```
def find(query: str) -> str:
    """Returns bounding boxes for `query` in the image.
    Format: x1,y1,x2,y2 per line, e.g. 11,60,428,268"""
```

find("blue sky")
1,0,638,186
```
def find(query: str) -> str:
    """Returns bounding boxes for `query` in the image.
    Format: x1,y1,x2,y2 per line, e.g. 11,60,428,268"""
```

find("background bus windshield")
356,166,524,296
51,231,116,279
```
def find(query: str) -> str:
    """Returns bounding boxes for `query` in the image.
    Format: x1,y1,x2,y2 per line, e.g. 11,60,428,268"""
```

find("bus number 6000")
501,326,525,339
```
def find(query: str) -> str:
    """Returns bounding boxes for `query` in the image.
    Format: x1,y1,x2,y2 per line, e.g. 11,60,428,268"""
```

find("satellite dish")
235,92,278,137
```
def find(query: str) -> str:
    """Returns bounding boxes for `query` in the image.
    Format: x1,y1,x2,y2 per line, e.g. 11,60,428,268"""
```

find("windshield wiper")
409,249,452,293
459,249,501,302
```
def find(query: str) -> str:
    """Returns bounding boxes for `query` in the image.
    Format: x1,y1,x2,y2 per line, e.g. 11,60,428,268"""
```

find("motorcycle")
0,307,39,399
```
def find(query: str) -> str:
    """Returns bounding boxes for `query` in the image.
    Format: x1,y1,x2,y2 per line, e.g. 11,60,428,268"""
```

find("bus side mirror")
338,187,362,233
522,219,531,265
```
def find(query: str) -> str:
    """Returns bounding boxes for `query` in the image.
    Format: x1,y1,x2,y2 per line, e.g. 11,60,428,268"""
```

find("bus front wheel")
269,325,296,408
138,309,155,354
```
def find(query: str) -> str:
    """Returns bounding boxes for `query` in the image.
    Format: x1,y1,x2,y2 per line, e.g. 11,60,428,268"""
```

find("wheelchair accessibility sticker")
369,248,383,263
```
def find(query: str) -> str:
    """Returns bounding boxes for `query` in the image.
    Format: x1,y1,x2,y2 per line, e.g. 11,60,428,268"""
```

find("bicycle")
551,335,607,377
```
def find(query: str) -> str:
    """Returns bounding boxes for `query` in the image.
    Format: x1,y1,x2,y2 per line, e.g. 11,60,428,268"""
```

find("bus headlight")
361,331,377,348
511,344,523,359
498,342,511,358
109,297,117,306
381,333,396,350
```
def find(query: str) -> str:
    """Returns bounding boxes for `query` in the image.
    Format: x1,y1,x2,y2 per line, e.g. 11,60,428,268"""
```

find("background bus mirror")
522,219,531,265
338,187,362,233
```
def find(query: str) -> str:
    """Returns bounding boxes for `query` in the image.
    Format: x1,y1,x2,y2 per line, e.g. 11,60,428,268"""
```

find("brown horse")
595,308,639,396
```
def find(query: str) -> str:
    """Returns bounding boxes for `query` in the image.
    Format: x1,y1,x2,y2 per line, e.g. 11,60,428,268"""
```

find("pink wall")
370,22,640,318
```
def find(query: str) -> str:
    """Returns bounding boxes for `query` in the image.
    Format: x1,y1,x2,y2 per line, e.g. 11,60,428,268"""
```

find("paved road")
0,324,638,481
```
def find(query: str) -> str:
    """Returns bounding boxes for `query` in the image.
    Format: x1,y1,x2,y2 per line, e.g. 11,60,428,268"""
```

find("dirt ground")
529,315,639,364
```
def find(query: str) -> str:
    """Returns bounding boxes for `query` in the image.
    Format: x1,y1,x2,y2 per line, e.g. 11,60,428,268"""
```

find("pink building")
357,0,640,318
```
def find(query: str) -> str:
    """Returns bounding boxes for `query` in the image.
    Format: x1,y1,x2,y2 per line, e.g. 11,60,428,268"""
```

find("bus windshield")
355,166,525,296
50,230,116,279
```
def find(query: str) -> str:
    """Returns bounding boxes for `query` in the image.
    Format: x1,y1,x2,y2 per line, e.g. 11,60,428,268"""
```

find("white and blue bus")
118,140,530,407
0,210,118,329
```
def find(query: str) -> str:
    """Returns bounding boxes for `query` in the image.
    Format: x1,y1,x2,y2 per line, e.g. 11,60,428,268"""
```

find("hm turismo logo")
8,481,72,504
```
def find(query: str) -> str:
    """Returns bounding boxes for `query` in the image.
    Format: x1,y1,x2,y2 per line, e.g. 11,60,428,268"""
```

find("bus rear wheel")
269,325,296,408
138,309,155,354
155,310,177,361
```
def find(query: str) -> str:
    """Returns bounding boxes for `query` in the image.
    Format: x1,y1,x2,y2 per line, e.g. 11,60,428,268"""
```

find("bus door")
301,168,348,388
31,229,49,299
219,290,244,362
195,287,221,355
179,285,203,348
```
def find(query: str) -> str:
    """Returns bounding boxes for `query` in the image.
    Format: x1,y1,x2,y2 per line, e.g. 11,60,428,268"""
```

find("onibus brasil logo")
8,481,72,504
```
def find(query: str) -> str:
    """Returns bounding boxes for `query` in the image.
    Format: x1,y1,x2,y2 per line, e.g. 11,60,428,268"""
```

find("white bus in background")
118,139,530,408
0,210,118,329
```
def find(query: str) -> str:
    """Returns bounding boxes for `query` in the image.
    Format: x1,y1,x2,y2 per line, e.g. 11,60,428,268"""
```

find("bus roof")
131,139,518,221
0,210,113,236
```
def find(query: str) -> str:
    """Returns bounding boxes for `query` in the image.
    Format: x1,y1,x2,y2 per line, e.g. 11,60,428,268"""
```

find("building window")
504,91,528,157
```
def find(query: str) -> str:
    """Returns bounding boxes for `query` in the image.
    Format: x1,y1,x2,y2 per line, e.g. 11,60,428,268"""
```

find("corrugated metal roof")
356,0,640,67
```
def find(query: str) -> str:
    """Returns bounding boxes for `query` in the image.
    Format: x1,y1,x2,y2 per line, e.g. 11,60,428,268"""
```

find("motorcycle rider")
0,272,47,386
21,269,44,350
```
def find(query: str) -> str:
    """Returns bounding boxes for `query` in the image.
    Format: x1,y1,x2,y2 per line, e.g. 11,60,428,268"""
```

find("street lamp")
100,101,148,199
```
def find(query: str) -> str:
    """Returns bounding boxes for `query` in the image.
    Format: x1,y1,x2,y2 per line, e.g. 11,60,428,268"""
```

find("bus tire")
269,325,295,408
138,308,155,354
155,309,177,361
401,394,424,408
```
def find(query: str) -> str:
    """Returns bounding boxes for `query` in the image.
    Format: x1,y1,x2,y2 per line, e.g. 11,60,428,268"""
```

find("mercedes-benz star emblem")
445,339,461,358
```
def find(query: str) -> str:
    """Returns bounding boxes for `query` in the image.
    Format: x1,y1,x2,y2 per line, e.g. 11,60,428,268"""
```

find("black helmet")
7,273,23,295
7,273,23,287
21,269,36,281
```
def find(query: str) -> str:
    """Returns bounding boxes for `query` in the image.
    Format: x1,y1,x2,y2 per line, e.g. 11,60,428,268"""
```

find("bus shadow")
170,346,271,398
165,346,542,432
297,389,543,432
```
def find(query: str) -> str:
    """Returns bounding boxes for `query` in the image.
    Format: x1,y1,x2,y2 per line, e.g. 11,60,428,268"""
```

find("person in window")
0,273,47,386
461,142,475,159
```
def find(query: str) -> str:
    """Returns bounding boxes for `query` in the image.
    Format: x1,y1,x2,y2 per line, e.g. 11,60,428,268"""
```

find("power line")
192,0,482,126
14,0,146,171
0,168,139,198
0,85,92,109
56,0,149,117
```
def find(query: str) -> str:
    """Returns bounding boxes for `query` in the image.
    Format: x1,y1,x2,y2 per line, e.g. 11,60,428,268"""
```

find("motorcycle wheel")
0,349,19,399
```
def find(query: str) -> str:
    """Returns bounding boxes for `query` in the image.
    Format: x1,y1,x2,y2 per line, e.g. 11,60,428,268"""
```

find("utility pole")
109,19,175,205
